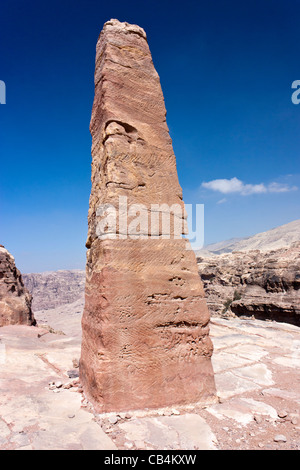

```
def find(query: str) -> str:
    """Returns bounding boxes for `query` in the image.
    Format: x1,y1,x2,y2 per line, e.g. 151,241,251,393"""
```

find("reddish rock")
197,242,300,326
80,19,215,413
0,246,36,326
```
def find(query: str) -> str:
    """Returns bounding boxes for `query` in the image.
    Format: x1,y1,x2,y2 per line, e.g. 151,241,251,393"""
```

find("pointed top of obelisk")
102,18,147,40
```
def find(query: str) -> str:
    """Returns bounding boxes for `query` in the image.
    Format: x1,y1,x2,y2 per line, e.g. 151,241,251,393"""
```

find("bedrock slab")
0,325,116,450
118,414,218,450
0,310,299,450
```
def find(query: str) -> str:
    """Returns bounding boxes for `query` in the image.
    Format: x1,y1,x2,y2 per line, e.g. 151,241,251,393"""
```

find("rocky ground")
197,243,300,326
0,304,299,450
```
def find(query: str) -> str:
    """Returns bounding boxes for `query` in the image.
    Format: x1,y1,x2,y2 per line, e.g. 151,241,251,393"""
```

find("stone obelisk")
80,19,215,412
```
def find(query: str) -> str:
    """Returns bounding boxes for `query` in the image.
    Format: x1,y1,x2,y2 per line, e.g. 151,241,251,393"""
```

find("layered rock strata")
80,19,215,412
197,243,300,326
0,245,36,326
23,270,85,311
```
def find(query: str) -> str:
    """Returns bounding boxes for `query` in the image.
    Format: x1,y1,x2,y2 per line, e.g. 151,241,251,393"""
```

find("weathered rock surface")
23,270,85,311
0,324,116,450
80,19,215,413
0,246,35,327
197,243,300,326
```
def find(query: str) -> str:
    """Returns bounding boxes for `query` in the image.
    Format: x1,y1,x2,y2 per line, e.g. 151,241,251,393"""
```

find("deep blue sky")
0,0,299,272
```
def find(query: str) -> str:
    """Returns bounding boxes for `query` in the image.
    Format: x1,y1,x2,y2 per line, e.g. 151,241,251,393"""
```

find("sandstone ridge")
0,246,35,327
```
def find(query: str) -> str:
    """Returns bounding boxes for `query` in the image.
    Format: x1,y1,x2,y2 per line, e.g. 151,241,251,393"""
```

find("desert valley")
1,12,299,453
0,219,299,450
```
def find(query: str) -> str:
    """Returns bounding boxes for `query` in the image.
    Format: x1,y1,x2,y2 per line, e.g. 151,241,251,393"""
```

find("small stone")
171,409,180,415
258,443,264,448
48,385,56,390
108,415,118,425
291,417,298,425
222,427,230,432
274,434,287,443
72,358,79,368
68,414,75,419
67,370,79,379
125,413,132,420
235,438,241,444
254,415,262,424
53,389,60,393
55,381,62,388
125,442,133,449
277,410,288,419
63,382,72,389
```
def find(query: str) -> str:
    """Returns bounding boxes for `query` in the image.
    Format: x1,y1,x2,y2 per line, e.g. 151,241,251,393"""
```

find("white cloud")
217,198,227,204
202,177,298,196
268,182,298,193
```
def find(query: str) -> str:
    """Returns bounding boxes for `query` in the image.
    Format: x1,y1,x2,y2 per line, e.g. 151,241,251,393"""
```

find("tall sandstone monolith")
80,19,216,412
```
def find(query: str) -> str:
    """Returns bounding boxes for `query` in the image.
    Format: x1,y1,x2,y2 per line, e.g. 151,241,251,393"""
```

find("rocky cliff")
197,242,300,326
23,270,85,311
0,246,36,326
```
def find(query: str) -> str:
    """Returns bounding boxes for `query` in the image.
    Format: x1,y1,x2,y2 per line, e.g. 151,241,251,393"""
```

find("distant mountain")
23,220,300,313
23,270,85,311
202,237,248,254
196,219,300,256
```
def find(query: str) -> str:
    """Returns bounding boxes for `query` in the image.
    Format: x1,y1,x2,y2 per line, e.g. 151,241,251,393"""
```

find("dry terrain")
0,302,299,450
